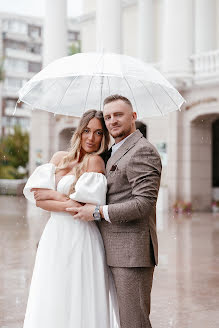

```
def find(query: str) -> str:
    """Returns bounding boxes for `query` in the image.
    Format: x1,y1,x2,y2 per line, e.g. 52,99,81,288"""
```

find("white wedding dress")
23,163,120,328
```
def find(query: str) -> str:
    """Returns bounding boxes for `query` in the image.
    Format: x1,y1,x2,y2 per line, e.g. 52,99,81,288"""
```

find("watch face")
93,207,101,220
94,212,100,219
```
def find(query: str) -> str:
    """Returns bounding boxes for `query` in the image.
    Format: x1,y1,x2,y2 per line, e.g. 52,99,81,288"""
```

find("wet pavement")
0,195,219,328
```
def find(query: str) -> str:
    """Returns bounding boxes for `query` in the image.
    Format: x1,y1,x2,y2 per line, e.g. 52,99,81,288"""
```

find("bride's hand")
31,189,66,201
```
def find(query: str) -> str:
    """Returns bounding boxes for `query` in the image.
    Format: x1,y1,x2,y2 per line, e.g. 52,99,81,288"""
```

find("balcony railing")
5,48,42,63
4,106,31,117
190,50,219,80
3,31,42,44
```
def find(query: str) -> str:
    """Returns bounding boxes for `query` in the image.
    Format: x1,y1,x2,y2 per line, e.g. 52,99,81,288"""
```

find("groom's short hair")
103,94,133,110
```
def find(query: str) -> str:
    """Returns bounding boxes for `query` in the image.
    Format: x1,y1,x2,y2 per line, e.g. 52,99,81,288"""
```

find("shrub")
0,126,29,179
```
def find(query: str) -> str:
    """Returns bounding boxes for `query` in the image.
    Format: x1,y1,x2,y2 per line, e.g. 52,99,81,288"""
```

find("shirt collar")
111,132,134,156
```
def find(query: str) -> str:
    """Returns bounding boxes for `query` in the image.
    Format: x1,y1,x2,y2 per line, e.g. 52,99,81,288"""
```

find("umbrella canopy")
18,52,185,118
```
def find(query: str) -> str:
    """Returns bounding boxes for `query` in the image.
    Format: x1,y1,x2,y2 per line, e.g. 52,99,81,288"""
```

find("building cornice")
0,12,43,26
73,0,140,24
0,12,79,31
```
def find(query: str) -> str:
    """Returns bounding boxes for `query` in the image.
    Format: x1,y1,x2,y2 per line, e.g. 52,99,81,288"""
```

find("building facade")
0,12,80,136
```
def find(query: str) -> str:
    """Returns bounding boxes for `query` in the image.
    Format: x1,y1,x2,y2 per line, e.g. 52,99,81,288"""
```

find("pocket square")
110,165,118,172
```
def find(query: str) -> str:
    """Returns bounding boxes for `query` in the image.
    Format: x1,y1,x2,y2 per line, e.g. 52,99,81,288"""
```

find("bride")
23,110,120,328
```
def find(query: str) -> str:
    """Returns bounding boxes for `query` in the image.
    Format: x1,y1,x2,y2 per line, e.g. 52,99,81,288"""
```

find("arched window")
212,119,219,187
59,128,75,151
135,120,147,138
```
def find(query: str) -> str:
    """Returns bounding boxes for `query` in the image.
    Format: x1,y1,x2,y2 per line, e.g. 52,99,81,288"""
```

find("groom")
69,95,162,328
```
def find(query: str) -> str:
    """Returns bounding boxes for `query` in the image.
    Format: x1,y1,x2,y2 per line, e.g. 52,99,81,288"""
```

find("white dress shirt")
102,133,134,223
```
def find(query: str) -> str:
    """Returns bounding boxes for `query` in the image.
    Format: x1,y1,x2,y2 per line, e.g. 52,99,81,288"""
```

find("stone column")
44,0,67,65
195,0,217,53
162,0,194,75
137,0,155,62
155,0,165,63
30,0,67,173
163,0,194,208
96,0,122,53
167,111,181,207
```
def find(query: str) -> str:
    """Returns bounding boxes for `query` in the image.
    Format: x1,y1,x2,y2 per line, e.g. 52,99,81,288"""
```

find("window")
3,19,28,35
68,31,80,41
4,58,28,73
5,99,16,108
2,116,29,128
28,62,41,73
27,43,41,54
28,25,41,39
4,78,27,91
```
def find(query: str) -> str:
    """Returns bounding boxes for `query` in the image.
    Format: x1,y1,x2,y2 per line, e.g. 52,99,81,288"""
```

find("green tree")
0,57,5,81
0,126,29,179
68,41,81,56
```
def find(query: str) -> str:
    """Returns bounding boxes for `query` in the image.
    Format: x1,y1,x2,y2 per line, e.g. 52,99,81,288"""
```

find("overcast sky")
0,0,83,18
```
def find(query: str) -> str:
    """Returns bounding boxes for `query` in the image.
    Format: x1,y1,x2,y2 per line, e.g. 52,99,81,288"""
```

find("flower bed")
173,200,192,214
212,201,219,213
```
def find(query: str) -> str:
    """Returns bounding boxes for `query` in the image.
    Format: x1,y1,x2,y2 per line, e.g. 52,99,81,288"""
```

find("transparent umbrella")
18,52,185,118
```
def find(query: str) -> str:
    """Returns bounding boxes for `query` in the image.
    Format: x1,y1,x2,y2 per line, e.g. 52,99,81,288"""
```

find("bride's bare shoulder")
50,151,69,166
86,155,105,174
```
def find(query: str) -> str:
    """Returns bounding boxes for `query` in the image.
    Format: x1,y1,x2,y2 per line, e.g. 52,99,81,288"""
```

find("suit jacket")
99,130,162,267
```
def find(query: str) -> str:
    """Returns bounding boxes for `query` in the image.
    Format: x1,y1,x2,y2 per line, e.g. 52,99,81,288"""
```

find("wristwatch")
93,205,102,221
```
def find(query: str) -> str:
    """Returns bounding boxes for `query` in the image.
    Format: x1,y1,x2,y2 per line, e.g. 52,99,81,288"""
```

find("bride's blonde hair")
56,109,109,194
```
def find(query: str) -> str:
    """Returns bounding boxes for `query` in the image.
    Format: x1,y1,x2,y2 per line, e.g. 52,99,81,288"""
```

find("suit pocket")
109,220,149,233
107,169,122,179
103,231,153,267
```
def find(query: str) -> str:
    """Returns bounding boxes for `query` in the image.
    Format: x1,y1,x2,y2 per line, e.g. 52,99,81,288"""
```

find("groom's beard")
112,131,126,138
110,126,132,139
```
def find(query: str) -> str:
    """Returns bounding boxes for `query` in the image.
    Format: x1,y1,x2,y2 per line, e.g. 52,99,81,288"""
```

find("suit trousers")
111,266,154,328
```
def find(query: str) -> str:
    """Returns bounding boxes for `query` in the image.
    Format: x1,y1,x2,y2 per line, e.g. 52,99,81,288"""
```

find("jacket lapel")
106,130,143,174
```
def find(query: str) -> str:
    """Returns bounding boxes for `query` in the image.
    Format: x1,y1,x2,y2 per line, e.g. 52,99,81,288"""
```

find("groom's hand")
66,204,95,221
64,199,83,215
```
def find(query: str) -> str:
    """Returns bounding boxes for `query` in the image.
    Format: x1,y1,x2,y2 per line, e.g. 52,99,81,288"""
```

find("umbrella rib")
83,51,105,113
139,80,163,116
53,76,79,114
123,77,139,117
158,83,182,111
19,77,55,100
99,76,104,110
94,52,105,75
31,79,59,110
99,51,106,110
83,75,94,114
107,76,111,95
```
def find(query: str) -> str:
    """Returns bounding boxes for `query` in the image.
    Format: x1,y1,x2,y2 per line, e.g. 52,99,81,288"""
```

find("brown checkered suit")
99,130,162,328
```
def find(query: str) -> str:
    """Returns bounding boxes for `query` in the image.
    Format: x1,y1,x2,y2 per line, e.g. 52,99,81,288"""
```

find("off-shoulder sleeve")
69,172,107,205
23,163,56,204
